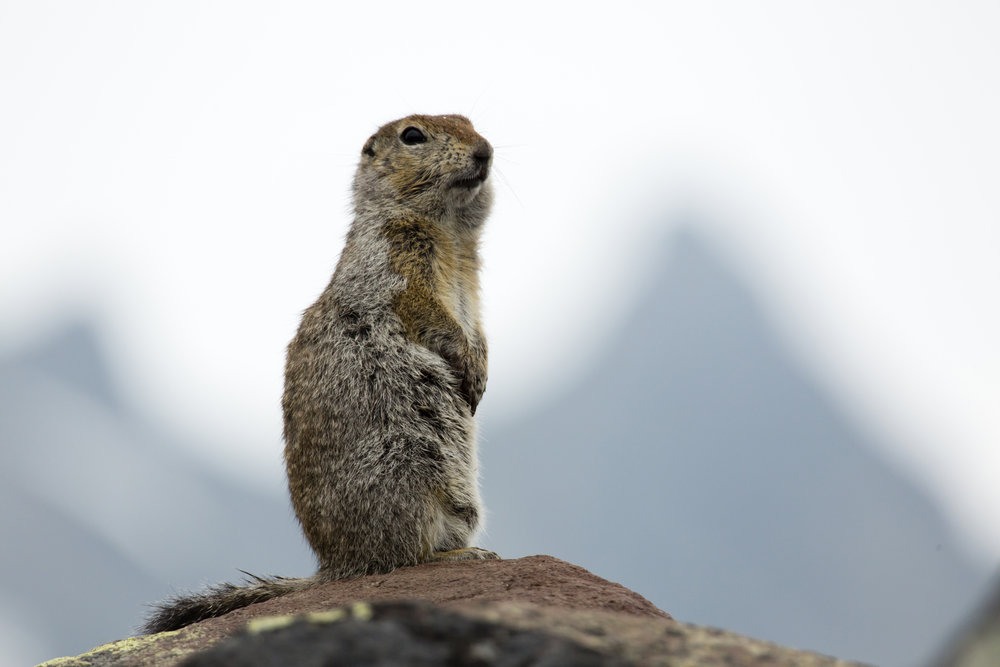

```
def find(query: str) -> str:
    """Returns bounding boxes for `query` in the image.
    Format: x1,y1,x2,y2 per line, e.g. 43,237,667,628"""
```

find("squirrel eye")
400,127,427,145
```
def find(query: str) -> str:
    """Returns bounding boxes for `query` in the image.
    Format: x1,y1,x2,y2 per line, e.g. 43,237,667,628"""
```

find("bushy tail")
142,573,318,634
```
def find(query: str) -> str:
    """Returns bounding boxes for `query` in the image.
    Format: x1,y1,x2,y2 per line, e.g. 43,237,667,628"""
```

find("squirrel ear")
362,136,376,157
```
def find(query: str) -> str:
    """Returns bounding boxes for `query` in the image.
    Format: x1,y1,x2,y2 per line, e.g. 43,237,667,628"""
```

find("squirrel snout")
472,140,493,167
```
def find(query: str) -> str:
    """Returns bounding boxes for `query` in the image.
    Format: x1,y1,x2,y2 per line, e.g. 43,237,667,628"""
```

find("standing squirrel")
143,114,499,633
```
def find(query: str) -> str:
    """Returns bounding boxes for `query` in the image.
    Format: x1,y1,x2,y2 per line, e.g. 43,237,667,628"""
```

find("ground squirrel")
143,114,499,633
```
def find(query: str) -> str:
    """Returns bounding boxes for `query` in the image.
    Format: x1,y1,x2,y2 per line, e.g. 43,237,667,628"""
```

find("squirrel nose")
472,140,493,167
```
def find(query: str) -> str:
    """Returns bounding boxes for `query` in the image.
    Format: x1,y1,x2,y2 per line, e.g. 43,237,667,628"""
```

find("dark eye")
400,127,427,145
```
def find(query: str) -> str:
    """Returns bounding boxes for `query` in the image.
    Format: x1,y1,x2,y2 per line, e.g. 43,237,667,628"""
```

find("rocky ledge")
40,555,863,666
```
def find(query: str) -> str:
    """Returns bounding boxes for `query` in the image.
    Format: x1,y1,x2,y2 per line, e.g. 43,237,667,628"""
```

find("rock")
181,600,626,667
931,572,1000,667
39,555,863,666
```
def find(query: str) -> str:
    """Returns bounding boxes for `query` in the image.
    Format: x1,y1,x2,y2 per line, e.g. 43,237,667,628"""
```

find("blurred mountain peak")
481,219,989,667
1,319,121,409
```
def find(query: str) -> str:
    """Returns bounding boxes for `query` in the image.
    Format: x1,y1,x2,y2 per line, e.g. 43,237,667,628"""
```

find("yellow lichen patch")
246,614,296,634
305,608,347,624
242,603,374,638
350,601,374,621
37,631,182,666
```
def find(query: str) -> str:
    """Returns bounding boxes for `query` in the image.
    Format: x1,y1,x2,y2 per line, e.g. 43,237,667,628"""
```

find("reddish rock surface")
209,554,667,635
43,555,864,667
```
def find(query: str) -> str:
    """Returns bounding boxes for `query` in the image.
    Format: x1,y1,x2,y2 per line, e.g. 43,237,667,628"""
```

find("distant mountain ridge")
0,324,315,664
478,225,989,667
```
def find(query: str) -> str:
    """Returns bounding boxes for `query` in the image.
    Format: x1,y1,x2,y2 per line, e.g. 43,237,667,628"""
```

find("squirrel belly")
143,114,499,634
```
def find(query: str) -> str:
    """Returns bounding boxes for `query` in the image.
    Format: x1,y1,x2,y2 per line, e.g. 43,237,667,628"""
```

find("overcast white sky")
2,2,999,564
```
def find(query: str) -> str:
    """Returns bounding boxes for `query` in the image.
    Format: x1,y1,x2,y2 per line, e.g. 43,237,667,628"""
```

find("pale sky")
2,2,999,564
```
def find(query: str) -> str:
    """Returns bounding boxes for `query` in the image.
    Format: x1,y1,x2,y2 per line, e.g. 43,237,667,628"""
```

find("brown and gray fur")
143,114,498,634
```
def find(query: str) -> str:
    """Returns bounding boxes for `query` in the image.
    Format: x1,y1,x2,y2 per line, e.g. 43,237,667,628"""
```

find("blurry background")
2,3,998,666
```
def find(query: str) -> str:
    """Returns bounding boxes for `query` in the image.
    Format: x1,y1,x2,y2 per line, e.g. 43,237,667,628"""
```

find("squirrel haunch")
143,114,498,634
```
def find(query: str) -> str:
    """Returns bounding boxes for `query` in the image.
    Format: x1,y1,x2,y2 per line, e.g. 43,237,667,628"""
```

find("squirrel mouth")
451,166,490,190
452,176,485,189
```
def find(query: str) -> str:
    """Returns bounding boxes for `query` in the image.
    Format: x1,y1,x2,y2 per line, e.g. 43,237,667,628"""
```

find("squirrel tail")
142,572,319,634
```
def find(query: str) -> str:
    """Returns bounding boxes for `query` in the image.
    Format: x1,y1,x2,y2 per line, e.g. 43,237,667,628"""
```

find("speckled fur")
143,115,497,634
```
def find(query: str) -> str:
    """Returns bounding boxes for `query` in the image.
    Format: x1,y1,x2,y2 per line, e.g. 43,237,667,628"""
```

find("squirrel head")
353,114,494,226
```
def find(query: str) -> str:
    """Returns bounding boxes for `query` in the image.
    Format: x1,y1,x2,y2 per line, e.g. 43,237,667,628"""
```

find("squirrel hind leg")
428,547,500,563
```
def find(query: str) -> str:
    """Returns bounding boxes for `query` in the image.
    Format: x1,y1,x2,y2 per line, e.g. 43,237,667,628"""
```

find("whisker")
493,154,521,167
491,164,524,212
467,89,488,117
